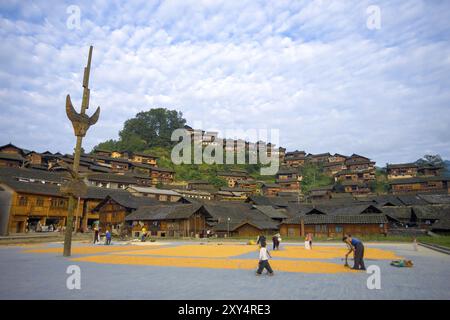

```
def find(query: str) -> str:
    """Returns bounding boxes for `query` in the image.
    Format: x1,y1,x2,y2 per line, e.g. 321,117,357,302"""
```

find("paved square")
0,241,449,299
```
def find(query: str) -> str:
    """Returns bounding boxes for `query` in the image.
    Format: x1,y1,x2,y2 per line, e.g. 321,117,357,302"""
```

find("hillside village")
1,131,449,239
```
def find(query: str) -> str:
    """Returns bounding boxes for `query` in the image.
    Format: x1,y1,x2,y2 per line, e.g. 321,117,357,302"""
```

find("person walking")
141,227,148,242
256,243,274,276
343,235,366,270
277,233,282,250
93,226,99,244
272,234,279,250
105,229,111,245
304,234,311,250
308,233,313,249
256,234,266,247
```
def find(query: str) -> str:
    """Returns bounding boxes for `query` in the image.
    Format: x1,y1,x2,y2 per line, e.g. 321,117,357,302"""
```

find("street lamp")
227,217,231,238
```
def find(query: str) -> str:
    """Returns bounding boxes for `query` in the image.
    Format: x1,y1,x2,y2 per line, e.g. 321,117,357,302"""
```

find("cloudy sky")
0,0,449,165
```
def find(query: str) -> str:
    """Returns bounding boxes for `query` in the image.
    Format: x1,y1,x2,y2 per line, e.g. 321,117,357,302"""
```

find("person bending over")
343,235,366,270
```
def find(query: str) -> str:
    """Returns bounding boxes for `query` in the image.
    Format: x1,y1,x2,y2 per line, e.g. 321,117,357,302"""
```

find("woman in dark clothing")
257,234,266,247
272,235,279,250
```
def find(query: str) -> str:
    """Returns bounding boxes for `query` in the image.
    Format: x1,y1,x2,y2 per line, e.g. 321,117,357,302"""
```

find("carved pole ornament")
63,46,100,257
66,46,101,137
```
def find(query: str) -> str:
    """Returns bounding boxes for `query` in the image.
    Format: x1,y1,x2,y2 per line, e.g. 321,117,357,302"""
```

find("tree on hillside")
119,108,186,149
92,108,186,152
93,139,120,152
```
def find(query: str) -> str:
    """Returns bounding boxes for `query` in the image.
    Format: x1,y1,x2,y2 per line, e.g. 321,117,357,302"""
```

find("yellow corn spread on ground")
71,255,359,274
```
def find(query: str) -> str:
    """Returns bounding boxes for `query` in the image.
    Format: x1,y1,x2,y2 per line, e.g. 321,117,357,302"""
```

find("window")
18,196,28,206
51,198,67,208
36,197,44,207
335,226,343,233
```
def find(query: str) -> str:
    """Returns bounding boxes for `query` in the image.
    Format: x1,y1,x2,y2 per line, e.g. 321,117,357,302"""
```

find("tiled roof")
253,205,289,219
125,203,203,221
92,193,160,211
431,218,450,231
386,163,418,169
86,173,138,184
127,186,182,196
0,152,25,161
282,214,387,225
411,205,450,220
379,207,412,220
417,194,450,204
217,171,248,177
389,176,450,185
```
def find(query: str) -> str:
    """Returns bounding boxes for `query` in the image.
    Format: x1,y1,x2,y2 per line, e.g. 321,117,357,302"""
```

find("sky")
0,0,449,166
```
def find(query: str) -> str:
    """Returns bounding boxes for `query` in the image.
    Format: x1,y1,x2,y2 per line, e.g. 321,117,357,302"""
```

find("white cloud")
0,0,450,165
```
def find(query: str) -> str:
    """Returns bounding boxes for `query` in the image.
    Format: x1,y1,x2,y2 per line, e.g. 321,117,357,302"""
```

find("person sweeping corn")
343,235,366,270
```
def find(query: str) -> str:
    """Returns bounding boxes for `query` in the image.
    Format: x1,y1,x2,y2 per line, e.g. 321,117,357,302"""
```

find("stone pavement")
0,241,449,299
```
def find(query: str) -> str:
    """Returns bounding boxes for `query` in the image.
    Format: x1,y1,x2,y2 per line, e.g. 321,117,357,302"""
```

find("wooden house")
236,179,258,193
174,188,214,201
0,152,25,168
126,186,182,202
125,203,211,237
109,157,131,172
280,214,387,238
308,186,334,201
340,180,371,194
334,168,375,183
431,218,450,234
275,178,300,193
284,150,306,167
0,143,26,168
0,167,147,234
389,176,450,194
278,147,286,163
149,167,175,184
323,161,347,176
261,183,281,197
217,170,249,188
202,202,280,237
275,167,298,181
280,203,386,237
410,205,450,228
306,152,331,164
345,154,376,171
386,163,418,180
84,173,138,189
92,149,112,157
216,187,253,201
328,153,348,163
92,193,159,233
130,152,158,166
187,180,214,191
110,150,130,159
417,164,444,177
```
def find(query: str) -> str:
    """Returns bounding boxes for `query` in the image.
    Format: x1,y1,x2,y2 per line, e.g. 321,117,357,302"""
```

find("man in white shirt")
256,243,274,276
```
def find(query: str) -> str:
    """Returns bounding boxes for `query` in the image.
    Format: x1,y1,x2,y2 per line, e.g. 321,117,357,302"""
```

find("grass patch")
418,236,450,249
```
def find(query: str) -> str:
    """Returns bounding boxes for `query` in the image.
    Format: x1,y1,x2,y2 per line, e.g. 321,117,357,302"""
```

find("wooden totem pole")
62,45,100,256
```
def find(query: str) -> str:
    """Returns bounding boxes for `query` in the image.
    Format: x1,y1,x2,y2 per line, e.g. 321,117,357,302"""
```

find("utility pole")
62,46,100,257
